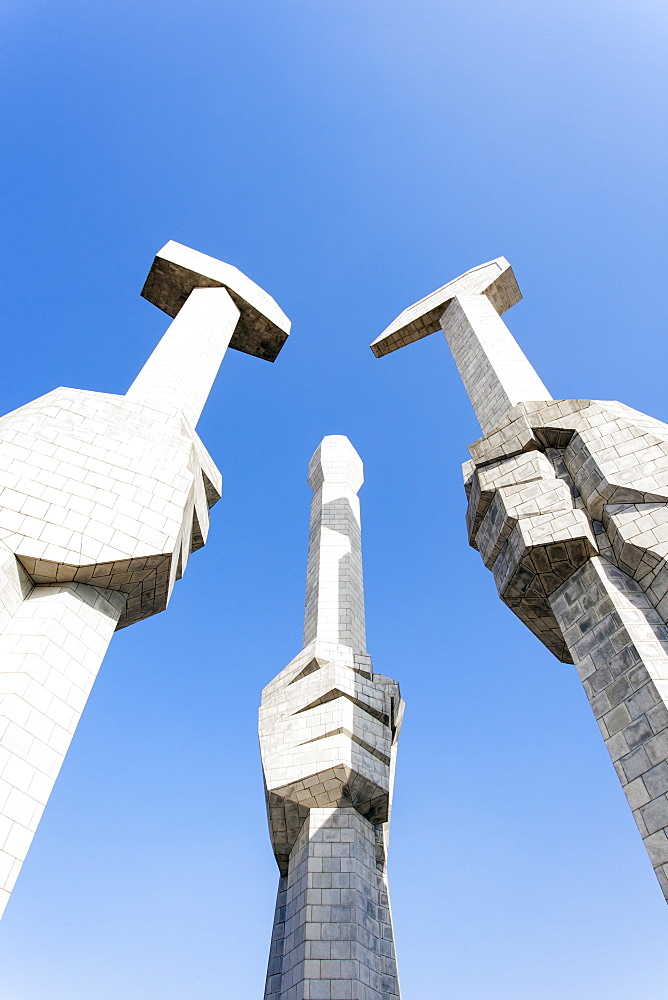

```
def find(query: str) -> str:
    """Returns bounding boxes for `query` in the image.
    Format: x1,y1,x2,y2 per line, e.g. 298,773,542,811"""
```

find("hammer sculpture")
372,258,668,902
0,241,290,917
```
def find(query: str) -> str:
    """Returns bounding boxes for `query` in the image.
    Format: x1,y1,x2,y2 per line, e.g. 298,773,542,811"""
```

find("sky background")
0,0,667,997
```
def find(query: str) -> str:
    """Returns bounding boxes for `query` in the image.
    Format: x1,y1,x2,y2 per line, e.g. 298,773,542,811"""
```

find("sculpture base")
264,807,400,1000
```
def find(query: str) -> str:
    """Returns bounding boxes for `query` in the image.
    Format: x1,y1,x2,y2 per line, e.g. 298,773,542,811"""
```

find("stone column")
371,258,668,902
0,240,290,917
260,436,403,1000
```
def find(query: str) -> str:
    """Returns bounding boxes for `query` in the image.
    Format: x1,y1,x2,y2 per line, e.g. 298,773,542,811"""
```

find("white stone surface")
0,386,220,627
260,436,403,999
127,286,240,428
0,242,290,917
0,577,123,918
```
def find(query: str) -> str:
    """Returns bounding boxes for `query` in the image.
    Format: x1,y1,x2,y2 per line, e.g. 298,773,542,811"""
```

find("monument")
372,258,668,901
260,435,403,999
0,241,290,918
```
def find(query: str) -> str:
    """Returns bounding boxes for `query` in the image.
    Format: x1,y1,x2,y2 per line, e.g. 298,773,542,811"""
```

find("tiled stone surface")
0,578,124,918
441,294,552,436
371,260,668,902
463,398,668,899
264,809,400,1000
260,437,403,998
464,398,668,662
0,244,290,916
551,558,668,897
463,395,668,899
465,439,597,661
261,639,401,869
0,386,221,629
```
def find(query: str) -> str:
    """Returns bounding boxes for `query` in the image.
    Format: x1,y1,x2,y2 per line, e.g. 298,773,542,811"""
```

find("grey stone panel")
464,400,668,897
261,645,402,866
550,558,668,896
263,809,400,1000
440,295,552,436
466,441,597,661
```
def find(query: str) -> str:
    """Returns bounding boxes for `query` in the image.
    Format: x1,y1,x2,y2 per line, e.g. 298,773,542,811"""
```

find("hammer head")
370,257,521,358
141,240,291,362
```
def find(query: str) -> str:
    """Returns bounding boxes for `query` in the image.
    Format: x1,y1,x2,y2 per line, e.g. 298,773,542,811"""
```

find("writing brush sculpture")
260,435,403,1000
0,241,290,917
373,258,668,902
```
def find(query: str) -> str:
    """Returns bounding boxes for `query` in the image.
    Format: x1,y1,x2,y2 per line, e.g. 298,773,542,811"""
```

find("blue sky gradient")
0,1,667,997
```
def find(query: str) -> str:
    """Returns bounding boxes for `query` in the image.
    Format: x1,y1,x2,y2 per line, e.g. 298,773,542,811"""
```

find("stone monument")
371,258,668,901
0,241,290,918
260,435,403,999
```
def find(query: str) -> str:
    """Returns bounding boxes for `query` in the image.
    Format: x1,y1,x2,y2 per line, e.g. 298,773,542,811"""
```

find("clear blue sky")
1,1,667,997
